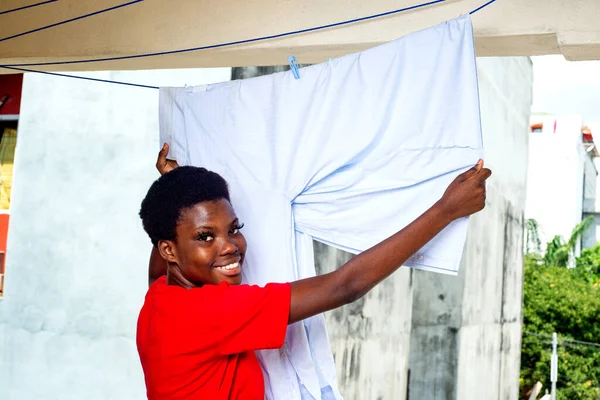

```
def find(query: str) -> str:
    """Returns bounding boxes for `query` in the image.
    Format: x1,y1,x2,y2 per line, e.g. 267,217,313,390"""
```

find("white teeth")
217,262,239,271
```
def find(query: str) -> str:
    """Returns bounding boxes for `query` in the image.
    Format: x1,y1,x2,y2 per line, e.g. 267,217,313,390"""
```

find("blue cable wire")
0,0,497,89
470,0,496,14
0,66,158,89
4,0,446,67
0,0,57,16
0,0,143,43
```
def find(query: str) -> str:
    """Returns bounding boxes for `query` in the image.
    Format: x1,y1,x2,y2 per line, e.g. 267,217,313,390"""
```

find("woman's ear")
158,240,178,264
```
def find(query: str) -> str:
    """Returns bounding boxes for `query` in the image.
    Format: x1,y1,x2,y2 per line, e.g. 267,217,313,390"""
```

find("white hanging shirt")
158,15,482,400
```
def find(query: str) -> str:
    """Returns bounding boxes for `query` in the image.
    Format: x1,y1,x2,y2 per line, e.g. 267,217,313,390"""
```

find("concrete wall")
408,57,532,400
0,68,232,400
314,242,413,400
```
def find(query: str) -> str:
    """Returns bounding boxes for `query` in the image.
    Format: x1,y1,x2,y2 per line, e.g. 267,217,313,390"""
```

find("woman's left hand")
156,143,180,175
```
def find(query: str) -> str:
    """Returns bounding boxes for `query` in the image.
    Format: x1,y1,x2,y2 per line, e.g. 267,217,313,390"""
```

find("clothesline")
5,0,445,66
0,66,160,89
0,0,57,16
0,1,144,44
0,0,497,89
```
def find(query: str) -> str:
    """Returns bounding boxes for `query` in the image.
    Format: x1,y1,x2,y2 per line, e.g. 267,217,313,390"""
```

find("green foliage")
541,217,595,268
576,245,600,278
543,236,571,268
569,217,595,249
521,222,600,400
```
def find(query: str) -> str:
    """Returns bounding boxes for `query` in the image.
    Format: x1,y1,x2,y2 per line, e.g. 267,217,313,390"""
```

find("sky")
532,55,600,134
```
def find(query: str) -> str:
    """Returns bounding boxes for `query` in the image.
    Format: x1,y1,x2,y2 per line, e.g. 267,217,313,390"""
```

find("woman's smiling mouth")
214,262,241,276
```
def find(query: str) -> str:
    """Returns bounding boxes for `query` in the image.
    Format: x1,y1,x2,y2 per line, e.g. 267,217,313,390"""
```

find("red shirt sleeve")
140,280,291,361
217,282,291,355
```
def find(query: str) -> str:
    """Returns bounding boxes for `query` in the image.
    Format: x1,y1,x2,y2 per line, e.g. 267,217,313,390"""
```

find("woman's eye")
230,223,245,235
198,233,214,242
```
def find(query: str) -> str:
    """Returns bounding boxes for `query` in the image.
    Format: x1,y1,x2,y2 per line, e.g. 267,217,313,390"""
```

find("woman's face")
161,198,247,286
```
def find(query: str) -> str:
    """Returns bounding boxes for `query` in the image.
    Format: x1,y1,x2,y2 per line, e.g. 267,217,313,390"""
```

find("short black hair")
139,166,231,246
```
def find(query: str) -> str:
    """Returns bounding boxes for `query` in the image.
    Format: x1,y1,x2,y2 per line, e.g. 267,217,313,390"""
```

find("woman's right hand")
436,159,492,220
156,143,180,176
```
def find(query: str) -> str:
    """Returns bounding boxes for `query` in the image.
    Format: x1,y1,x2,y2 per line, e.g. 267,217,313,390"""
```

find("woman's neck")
166,265,201,289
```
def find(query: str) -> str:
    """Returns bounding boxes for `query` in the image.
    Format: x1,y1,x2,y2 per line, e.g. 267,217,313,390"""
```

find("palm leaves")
526,217,595,268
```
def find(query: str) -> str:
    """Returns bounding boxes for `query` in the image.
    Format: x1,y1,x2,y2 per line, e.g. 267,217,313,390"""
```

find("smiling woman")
136,145,491,399
139,165,247,286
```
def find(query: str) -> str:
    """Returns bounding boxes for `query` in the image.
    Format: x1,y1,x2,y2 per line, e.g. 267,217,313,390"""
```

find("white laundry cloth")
159,15,482,400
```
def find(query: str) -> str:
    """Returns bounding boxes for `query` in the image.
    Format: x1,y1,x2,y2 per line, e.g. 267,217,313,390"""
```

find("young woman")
137,144,491,399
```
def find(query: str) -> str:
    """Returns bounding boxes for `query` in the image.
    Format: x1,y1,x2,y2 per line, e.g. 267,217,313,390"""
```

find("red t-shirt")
136,276,291,399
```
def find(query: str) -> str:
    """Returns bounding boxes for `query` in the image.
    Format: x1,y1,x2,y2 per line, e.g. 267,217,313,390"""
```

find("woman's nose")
219,237,238,255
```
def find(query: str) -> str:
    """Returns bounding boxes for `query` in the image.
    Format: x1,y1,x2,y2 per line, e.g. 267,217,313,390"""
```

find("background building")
526,115,599,255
